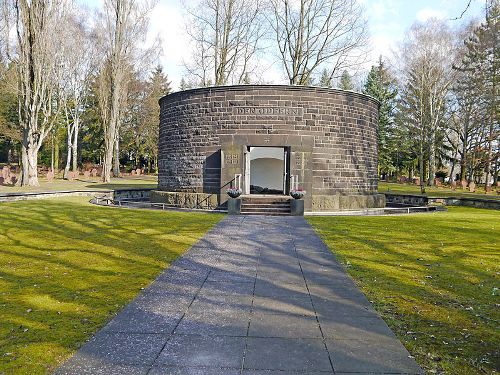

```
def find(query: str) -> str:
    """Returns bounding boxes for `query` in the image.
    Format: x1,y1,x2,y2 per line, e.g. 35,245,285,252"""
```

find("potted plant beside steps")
227,187,242,214
290,188,306,216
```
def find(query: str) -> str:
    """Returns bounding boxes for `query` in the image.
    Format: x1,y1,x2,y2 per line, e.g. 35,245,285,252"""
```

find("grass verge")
308,207,499,374
0,197,223,374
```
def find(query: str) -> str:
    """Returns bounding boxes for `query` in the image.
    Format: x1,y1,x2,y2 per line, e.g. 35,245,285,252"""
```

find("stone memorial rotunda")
151,85,385,213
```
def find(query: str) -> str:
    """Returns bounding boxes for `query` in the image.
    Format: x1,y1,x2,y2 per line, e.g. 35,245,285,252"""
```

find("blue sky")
81,0,487,87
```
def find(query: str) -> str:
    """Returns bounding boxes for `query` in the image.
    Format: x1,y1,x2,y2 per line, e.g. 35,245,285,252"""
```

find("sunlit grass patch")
308,207,499,374
0,197,222,374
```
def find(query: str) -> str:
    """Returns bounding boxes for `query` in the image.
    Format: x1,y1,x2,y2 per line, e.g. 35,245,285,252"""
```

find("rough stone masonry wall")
158,85,382,210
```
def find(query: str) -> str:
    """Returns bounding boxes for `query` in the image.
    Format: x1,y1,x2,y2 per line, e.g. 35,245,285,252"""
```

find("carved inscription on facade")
233,107,303,117
225,153,239,165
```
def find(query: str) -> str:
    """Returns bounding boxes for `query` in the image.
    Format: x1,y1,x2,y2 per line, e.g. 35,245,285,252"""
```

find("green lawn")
308,207,499,374
379,181,500,200
0,197,222,374
0,176,158,194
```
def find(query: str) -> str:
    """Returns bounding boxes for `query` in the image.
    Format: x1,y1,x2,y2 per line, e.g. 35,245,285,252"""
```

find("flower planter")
290,189,306,200
227,197,242,215
290,199,304,216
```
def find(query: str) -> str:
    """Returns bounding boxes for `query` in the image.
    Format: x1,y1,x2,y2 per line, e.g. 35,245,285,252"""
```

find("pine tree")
454,0,499,187
363,57,398,179
339,70,354,90
319,68,332,88
145,65,171,172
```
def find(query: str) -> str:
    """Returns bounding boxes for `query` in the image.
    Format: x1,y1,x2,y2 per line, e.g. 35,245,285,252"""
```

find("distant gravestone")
91,168,98,178
83,170,91,179
451,180,457,190
461,180,468,190
435,178,442,187
469,181,476,192
131,169,136,175
1,166,11,184
414,177,420,186
136,168,141,175
46,170,54,182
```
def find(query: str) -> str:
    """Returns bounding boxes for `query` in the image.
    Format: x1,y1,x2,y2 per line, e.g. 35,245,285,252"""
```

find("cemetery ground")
379,181,500,200
308,207,499,374
0,197,223,374
0,198,498,374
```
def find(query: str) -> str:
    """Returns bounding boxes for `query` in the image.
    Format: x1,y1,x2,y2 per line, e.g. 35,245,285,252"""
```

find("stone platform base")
150,191,219,210
312,194,386,212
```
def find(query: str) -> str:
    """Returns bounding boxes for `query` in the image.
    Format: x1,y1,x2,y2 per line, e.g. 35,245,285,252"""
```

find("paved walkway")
57,216,423,375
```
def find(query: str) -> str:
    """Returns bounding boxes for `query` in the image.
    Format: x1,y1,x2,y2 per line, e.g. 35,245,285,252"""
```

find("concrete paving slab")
57,216,423,375
156,335,246,368
149,367,240,375
244,337,332,372
248,311,322,338
326,338,424,374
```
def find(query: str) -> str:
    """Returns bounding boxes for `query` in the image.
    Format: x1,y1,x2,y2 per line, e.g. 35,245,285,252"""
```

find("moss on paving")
379,181,500,200
308,207,499,374
0,197,223,374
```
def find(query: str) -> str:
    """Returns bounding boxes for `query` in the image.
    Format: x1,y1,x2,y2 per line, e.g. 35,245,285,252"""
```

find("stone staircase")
240,195,292,215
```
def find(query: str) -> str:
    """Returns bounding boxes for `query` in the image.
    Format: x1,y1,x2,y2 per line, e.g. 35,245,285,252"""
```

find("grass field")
379,181,500,200
0,197,222,374
0,176,158,194
308,207,500,374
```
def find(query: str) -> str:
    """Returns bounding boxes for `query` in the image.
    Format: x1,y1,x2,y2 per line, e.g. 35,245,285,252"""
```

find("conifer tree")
363,57,398,178
339,70,354,90
319,68,332,88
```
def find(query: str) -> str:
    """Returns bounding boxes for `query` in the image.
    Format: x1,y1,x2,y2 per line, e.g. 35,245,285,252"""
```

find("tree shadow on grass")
0,199,221,373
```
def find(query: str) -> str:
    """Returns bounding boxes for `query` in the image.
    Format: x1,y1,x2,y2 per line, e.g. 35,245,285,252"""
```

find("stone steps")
240,196,291,215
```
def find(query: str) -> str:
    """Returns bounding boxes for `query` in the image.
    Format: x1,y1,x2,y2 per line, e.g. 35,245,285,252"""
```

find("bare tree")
395,19,458,190
14,0,68,186
184,0,265,86
269,0,368,85
96,0,157,182
59,4,97,178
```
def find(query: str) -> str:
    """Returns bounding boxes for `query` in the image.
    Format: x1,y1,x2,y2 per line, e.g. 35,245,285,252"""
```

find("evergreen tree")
454,1,499,187
144,65,171,172
339,70,354,90
363,57,398,178
319,68,332,88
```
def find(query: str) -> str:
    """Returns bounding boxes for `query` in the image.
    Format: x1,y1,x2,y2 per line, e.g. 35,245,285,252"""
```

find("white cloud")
416,7,447,22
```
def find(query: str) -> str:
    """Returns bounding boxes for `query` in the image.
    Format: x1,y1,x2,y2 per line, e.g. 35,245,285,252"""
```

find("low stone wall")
429,197,500,210
113,189,152,201
0,190,112,203
150,191,219,210
311,194,386,212
0,188,154,203
385,194,428,207
385,193,499,210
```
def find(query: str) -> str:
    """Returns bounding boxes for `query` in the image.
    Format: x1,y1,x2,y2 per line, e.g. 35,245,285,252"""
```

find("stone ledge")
312,194,386,212
150,190,219,210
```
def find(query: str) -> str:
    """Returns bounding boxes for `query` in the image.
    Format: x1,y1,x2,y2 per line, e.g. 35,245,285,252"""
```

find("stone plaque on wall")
225,153,239,165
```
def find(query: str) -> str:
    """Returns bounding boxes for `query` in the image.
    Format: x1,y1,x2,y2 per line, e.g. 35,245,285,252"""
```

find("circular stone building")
153,85,385,212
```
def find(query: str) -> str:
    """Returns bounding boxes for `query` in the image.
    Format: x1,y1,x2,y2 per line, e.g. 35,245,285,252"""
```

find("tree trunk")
113,137,120,177
72,117,79,172
64,125,72,179
428,134,435,186
102,134,114,182
54,136,59,173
